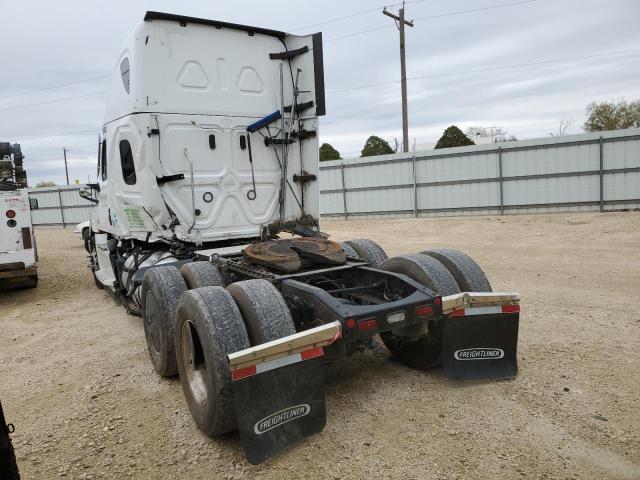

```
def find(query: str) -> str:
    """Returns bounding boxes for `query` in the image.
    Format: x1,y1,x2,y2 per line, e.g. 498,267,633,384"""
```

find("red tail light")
357,319,377,331
6,209,16,218
415,305,433,317
433,296,442,306
501,304,520,313
345,318,356,330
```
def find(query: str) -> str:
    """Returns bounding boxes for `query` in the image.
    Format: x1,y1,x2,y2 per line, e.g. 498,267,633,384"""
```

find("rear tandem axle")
132,237,520,463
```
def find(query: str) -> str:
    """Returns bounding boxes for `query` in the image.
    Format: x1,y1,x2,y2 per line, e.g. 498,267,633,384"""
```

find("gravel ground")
1,212,639,480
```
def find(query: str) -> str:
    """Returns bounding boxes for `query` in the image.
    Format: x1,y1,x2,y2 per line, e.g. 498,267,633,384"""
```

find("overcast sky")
1,0,639,185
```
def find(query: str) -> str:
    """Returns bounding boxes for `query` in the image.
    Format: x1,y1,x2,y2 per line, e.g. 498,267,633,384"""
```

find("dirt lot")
1,212,639,479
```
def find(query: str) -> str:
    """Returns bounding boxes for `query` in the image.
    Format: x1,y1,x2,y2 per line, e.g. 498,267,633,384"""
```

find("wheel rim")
181,320,208,407
145,292,162,353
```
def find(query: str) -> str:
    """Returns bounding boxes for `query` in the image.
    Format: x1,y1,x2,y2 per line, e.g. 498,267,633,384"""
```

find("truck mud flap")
231,350,326,464
441,306,519,380
228,322,341,464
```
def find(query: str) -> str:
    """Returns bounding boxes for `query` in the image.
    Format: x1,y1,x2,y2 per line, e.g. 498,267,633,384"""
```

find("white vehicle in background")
74,220,91,252
85,12,521,464
73,220,90,236
0,142,38,289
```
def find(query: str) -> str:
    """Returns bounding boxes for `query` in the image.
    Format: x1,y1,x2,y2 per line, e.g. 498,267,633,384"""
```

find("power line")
289,0,427,32
413,0,538,21
13,129,97,142
326,24,390,43
327,0,539,42
0,91,107,112
327,48,640,94
0,74,109,101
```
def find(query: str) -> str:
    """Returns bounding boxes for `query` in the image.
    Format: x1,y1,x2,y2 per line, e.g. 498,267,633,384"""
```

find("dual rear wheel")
380,248,492,369
341,239,493,369
141,261,295,436
140,241,492,436
140,261,224,378
176,280,295,435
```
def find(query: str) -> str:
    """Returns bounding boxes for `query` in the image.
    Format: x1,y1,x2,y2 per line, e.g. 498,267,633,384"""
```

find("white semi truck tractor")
0,142,38,289
85,11,521,463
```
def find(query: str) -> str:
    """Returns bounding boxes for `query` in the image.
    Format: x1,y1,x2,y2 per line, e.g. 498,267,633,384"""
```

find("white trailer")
0,143,38,289
86,12,520,464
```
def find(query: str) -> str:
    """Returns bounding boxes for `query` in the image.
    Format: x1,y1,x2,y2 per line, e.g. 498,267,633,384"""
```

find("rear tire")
344,239,388,268
226,279,295,345
180,261,225,289
93,271,103,289
382,254,460,296
340,242,359,259
421,249,492,292
88,236,103,289
175,286,250,436
380,254,461,369
141,265,187,377
82,228,91,253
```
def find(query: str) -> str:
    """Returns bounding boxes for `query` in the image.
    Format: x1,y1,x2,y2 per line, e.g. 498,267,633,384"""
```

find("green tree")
319,143,341,161
35,180,56,188
584,99,640,132
435,126,475,149
361,135,394,157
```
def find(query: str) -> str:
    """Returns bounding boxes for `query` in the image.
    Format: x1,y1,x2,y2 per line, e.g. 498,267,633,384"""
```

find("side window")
101,140,108,181
96,141,101,179
120,57,130,94
119,140,137,185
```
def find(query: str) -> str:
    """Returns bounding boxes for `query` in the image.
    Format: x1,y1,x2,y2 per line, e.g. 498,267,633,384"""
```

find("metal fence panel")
28,185,92,228
604,138,640,169
320,192,344,215
320,128,640,219
504,176,599,205
347,186,413,214
30,206,64,226
419,181,500,210
320,167,343,191
604,172,640,201
417,152,498,183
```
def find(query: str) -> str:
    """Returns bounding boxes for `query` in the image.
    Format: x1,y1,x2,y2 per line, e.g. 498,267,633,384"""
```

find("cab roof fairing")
103,12,324,125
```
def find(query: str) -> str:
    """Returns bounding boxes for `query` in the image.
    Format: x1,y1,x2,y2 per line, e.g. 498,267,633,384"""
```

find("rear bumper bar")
442,292,520,314
228,292,519,373
0,265,37,279
228,321,342,380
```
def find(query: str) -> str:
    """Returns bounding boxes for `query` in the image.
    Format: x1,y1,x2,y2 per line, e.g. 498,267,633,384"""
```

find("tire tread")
421,248,492,292
344,239,388,268
227,279,295,345
141,265,187,377
176,286,250,436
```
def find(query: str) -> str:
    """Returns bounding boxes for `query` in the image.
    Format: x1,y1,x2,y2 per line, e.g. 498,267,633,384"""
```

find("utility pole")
63,147,69,186
383,2,413,153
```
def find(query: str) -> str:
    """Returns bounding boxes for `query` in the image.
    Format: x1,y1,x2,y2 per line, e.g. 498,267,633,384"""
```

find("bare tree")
550,118,573,137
